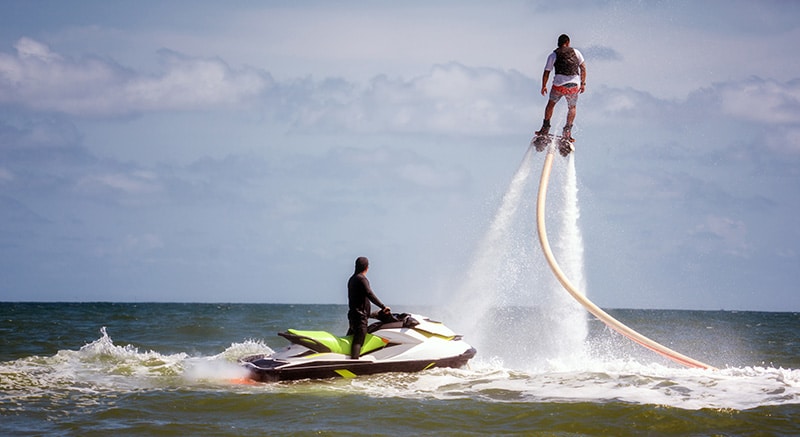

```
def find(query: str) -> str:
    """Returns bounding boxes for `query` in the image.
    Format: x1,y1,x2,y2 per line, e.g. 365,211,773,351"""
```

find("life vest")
553,47,580,76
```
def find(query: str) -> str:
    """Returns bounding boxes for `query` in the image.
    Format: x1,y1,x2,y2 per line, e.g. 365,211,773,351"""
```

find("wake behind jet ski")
240,312,476,382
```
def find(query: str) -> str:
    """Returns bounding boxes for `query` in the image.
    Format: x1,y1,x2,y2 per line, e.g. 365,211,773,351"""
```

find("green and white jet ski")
239,313,476,382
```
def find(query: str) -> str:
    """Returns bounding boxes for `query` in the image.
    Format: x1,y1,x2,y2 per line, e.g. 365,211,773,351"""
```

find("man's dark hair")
355,256,369,273
558,34,570,47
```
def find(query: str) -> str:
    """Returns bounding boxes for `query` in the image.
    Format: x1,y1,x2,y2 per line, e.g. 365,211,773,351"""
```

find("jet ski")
240,312,476,382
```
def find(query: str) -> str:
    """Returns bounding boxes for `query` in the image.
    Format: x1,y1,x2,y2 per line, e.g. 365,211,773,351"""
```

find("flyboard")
534,142,716,370
531,133,574,157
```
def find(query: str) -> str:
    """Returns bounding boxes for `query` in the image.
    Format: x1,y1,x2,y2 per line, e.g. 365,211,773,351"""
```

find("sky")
1,0,798,311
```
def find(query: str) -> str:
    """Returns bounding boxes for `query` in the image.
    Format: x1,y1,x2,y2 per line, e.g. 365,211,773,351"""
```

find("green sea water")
1,303,798,436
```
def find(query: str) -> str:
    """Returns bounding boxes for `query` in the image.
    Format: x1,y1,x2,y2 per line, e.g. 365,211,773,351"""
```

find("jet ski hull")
242,347,476,382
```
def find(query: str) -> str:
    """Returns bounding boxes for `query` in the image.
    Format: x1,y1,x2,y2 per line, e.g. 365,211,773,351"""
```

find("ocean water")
1,302,798,436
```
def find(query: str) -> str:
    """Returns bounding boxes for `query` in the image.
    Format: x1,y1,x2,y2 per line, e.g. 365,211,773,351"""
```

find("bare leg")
536,100,557,135
544,100,556,121
566,105,576,126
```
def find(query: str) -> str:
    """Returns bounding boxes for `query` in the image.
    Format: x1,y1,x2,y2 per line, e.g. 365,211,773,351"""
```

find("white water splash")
449,144,536,319
0,327,272,401
557,157,587,293
449,143,588,371
546,156,589,363
348,361,800,411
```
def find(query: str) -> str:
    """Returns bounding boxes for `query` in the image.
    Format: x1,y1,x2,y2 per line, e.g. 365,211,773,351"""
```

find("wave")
1,328,797,411
337,357,800,411
0,328,271,401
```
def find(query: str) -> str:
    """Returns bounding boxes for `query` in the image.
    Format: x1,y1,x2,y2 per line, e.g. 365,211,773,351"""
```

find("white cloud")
289,63,536,135
582,45,622,62
581,86,680,127
0,39,535,134
75,171,162,198
718,77,800,125
124,50,270,110
581,78,800,158
766,126,800,154
14,37,63,61
5,36,797,146
0,38,273,116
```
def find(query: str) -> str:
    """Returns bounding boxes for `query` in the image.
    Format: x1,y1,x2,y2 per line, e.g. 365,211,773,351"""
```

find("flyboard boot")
558,124,575,157
535,119,551,137
531,119,551,152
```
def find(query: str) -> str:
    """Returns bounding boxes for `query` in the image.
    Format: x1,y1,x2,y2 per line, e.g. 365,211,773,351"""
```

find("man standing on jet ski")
347,256,391,359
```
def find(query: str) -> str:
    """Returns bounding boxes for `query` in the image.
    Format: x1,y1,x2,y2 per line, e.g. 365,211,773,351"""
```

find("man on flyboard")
533,34,587,155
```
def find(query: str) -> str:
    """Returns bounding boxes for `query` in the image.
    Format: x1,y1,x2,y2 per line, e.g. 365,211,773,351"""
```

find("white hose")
535,147,716,370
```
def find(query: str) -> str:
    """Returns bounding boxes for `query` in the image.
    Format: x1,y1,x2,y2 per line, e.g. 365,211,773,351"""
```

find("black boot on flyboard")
531,120,551,152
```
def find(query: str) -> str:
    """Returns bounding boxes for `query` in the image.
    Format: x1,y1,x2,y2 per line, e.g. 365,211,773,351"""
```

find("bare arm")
579,63,587,93
540,70,550,96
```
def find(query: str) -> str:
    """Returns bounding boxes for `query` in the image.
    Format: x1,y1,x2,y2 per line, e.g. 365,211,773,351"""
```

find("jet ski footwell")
241,348,476,382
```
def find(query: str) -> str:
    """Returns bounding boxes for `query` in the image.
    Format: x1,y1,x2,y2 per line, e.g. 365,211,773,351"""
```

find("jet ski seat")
368,312,419,333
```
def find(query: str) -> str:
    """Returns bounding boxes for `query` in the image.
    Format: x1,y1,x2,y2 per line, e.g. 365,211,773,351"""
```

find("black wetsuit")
347,273,386,358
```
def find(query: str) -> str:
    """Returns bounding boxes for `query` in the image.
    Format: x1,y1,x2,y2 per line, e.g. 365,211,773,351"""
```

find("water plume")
450,143,588,370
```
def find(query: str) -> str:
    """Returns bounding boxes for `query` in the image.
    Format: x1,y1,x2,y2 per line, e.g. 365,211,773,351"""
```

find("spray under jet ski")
240,312,476,382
